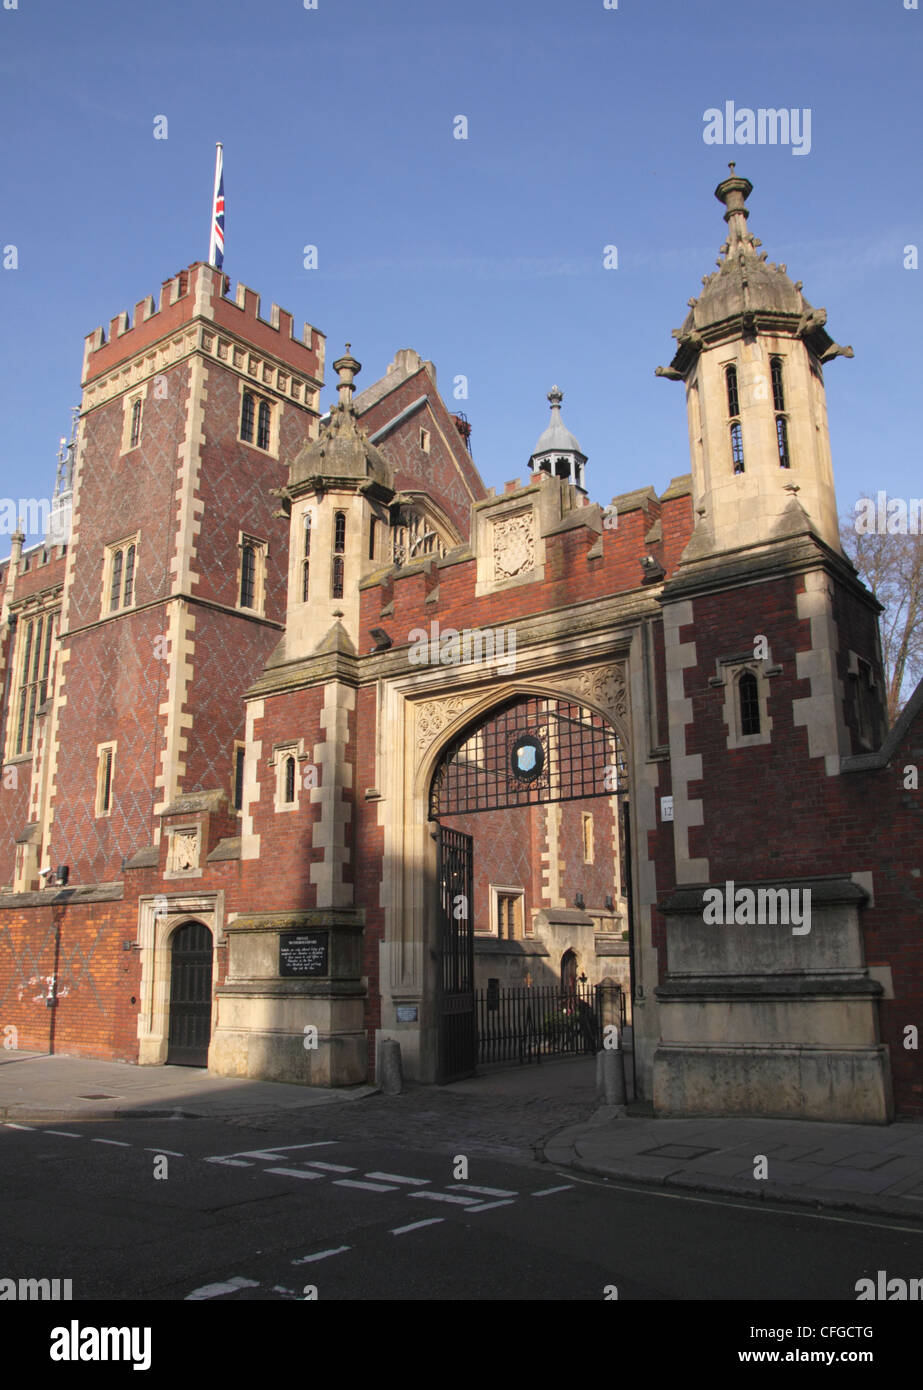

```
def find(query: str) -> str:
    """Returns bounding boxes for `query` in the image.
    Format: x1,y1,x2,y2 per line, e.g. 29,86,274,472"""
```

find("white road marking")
366,1172,431,1186
409,1191,482,1206
391,1218,445,1235
92,1138,130,1147
334,1178,399,1193
145,1147,184,1157
449,1184,516,1197
291,1246,351,1265
235,1150,288,1162
532,1185,574,1197
3,1122,34,1130
466,1199,516,1213
557,1171,923,1235
185,1276,259,1301
304,1161,356,1172
46,1130,81,1138
202,1141,337,1165
266,1166,325,1180
205,1157,252,1167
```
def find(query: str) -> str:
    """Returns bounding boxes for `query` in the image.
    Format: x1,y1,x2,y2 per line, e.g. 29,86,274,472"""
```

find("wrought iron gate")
436,827,475,1082
167,920,213,1067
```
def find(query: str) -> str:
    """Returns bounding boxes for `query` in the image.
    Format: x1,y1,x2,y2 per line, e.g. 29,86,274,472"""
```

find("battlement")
82,262,325,387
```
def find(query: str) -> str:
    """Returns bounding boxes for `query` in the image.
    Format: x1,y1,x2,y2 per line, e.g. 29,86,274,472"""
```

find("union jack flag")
212,169,225,269
209,144,225,270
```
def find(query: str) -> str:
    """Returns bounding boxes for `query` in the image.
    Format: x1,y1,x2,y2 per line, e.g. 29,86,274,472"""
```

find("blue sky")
1,0,920,558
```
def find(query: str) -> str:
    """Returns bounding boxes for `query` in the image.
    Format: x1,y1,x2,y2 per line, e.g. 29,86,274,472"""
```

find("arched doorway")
561,949,578,994
167,920,213,1067
428,693,630,1081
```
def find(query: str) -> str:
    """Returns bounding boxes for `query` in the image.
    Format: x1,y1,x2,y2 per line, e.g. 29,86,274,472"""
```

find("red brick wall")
0,898,140,1061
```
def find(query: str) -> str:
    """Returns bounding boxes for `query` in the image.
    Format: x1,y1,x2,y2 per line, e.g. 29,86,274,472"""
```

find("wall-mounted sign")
661,796,674,822
279,931,329,977
396,1005,418,1023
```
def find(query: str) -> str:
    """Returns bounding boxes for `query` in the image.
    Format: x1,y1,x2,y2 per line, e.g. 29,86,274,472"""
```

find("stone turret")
281,346,395,660
657,166,853,559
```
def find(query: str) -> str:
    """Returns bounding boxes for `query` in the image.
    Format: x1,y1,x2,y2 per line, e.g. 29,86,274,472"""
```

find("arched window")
726,365,744,474
284,755,296,804
240,391,255,443
725,364,741,418
739,671,760,736
257,399,271,450
771,358,791,468
302,512,311,602
332,511,346,597
109,548,123,612
240,543,256,608
129,398,142,449
776,415,791,469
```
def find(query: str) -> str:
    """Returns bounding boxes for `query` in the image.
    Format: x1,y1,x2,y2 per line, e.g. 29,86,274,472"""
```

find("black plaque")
279,931,329,977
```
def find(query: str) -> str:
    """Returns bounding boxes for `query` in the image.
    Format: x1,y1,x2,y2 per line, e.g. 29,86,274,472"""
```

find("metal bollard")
597,1046,626,1107
379,1038,403,1095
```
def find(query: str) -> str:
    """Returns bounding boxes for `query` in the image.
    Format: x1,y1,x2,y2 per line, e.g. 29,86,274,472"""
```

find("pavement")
3,1049,923,1222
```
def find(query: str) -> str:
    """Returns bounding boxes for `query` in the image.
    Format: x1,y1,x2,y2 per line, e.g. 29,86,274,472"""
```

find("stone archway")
423,690,631,1081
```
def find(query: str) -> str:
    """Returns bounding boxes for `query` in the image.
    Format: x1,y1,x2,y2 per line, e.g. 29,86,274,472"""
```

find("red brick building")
1,170,920,1119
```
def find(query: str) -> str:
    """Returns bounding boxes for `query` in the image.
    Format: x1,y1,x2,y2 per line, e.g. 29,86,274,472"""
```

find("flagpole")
208,142,223,266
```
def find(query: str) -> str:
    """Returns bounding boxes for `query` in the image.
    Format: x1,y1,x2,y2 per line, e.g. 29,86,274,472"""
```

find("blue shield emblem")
515,745,537,773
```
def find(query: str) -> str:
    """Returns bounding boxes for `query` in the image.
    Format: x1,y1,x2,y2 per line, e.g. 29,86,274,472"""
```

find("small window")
129,398,142,449
241,391,273,451
582,812,594,865
257,399,271,451
232,746,246,811
302,512,311,602
109,549,123,613
238,536,267,613
106,539,137,614
123,544,136,607
491,887,524,939
333,511,346,554
331,555,344,600
739,671,760,736
96,744,115,817
776,414,790,469
368,516,378,562
240,543,256,608
770,357,786,413
420,428,431,452
730,422,745,474
274,743,302,811
497,893,520,939
725,364,741,419
241,391,255,443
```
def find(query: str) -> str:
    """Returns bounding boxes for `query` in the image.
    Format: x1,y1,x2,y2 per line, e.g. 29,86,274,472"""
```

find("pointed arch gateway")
427,693,630,1082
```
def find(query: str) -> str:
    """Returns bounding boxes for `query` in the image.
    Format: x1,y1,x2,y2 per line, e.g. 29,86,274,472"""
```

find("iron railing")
476,982,624,1066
